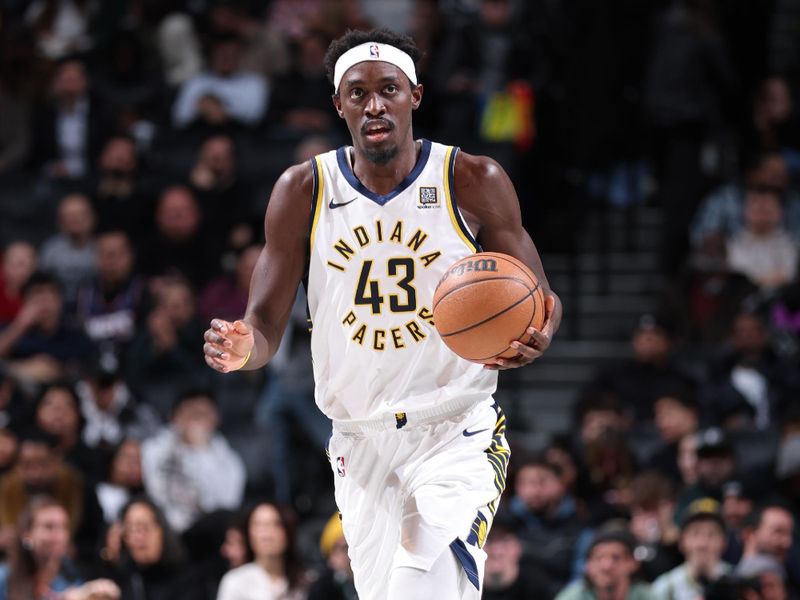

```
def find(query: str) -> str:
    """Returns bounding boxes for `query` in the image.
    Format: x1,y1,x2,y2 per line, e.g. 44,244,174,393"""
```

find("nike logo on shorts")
329,197,357,209
462,428,489,437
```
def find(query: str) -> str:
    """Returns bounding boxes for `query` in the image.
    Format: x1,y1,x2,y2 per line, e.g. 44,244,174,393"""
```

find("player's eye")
350,88,364,99
385,84,398,94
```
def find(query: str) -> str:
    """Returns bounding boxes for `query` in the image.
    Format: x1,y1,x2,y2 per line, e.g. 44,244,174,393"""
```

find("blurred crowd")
0,0,799,599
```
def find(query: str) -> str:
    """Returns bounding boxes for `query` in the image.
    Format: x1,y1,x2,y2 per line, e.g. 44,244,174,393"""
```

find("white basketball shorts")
327,398,509,600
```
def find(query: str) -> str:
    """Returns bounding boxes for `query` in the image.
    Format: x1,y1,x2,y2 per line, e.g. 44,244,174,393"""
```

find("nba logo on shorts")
336,456,346,477
369,44,380,58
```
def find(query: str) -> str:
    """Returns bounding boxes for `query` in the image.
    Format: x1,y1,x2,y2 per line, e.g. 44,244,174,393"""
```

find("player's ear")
411,83,423,110
332,93,345,119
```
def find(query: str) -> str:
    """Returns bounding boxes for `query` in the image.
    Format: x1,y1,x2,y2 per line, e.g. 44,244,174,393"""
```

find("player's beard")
363,144,399,165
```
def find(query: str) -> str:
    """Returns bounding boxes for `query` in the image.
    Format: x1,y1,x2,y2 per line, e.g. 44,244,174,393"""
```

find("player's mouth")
362,119,393,143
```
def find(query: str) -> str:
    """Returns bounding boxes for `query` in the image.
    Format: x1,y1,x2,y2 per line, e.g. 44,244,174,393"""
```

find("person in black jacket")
113,497,207,600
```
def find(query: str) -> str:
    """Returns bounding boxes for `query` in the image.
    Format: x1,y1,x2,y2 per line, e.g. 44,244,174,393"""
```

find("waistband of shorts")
332,396,480,434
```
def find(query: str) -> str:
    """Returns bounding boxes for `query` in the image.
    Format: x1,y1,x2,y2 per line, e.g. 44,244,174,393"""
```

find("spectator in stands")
76,231,147,359
220,517,247,572
156,13,203,88
722,479,759,565
95,439,143,526
626,472,682,582
307,512,356,600
140,389,244,534
126,277,207,395
189,136,254,257
691,153,800,247
0,272,95,384
75,359,160,452
198,244,259,323
483,514,550,599
206,1,290,79
663,231,759,348
268,28,335,135
702,311,795,431
652,498,731,599
546,436,581,498
726,184,797,292
556,527,655,600
575,389,630,449
734,554,789,600
588,314,690,422
0,429,85,551
172,34,268,129
750,77,800,164
114,497,206,600
34,383,101,481
0,242,36,325
24,0,95,59
137,186,218,290
0,496,120,600
31,58,109,180
216,502,306,600
740,502,800,593
508,457,583,595
676,429,738,520
581,429,639,522
39,194,96,306
91,136,152,244
647,381,700,483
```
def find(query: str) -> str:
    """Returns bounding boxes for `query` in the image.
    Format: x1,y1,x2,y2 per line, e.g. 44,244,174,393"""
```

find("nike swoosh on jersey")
329,197,358,209
462,427,490,437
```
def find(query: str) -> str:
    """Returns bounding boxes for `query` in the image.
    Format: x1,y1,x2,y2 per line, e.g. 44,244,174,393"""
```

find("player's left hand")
484,295,556,370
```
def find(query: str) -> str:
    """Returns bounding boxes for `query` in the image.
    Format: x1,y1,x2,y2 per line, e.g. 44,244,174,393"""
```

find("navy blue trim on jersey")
305,157,320,332
449,538,480,590
336,138,432,206
447,147,482,251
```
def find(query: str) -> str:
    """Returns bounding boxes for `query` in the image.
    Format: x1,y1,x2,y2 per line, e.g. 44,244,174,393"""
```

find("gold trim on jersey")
309,156,325,251
443,146,479,254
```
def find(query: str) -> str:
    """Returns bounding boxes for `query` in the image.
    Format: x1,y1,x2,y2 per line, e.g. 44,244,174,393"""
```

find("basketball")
432,252,546,364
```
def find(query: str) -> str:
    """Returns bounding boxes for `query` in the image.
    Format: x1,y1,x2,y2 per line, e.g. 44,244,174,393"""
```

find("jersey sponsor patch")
417,186,440,209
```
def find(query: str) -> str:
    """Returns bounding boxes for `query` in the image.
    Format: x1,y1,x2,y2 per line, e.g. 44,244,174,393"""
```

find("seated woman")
0,495,119,600
113,497,207,600
96,440,144,526
216,502,306,600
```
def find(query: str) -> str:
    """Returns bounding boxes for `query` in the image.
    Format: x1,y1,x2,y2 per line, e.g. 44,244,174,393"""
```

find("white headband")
333,42,417,93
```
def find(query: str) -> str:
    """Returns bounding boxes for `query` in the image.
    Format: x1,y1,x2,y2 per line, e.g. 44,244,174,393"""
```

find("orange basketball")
432,252,546,364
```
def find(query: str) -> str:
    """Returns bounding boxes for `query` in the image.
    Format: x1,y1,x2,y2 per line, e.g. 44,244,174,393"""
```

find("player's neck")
350,135,421,196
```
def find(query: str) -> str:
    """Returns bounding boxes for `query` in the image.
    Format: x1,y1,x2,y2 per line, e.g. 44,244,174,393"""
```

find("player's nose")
364,92,385,117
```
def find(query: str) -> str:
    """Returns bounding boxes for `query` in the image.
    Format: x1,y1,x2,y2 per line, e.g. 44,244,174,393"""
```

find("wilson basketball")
432,252,546,363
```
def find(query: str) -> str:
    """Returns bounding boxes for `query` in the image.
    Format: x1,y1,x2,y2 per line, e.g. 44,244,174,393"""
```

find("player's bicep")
245,165,312,345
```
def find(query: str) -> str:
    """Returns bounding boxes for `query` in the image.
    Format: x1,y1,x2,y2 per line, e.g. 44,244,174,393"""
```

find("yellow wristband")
234,350,252,371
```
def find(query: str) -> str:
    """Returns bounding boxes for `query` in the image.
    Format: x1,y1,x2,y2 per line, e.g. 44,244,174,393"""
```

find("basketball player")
203,29,562,599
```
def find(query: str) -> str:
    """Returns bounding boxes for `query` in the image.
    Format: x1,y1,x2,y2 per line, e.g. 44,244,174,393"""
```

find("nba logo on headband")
369,44,379,58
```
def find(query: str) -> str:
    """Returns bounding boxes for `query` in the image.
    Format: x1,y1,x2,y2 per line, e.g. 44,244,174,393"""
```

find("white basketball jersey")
307,139,498,421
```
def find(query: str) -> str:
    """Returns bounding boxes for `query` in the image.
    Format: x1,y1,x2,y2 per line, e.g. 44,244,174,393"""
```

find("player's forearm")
546,289,563,337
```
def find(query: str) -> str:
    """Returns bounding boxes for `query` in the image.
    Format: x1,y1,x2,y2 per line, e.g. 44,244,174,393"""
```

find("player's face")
333,61,422,165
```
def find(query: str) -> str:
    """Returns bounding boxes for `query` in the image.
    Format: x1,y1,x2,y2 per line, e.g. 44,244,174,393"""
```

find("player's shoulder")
451,149,508,187
276,160,315,197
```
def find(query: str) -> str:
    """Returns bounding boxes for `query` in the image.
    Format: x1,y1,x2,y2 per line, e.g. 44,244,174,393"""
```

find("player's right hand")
203,319,254,373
